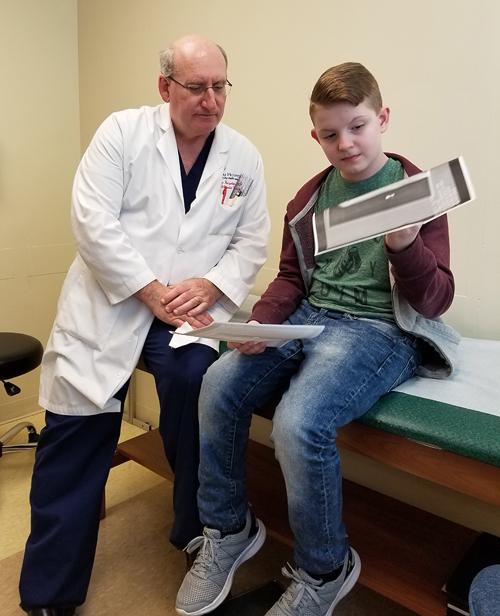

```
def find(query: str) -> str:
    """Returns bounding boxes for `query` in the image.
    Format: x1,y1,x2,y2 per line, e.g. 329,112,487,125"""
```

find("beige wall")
0,0,80,422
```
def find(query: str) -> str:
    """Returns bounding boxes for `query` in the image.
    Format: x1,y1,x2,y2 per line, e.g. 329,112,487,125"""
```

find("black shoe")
27,608,76,616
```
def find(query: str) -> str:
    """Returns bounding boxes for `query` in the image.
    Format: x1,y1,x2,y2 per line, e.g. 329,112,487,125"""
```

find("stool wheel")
28,427,40,443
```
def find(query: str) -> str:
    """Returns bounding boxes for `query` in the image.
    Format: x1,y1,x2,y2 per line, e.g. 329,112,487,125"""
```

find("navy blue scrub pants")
19,318,217,611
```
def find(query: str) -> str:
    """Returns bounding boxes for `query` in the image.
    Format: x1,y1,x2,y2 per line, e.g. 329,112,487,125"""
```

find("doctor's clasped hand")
161,277,224,319
135,279,214,328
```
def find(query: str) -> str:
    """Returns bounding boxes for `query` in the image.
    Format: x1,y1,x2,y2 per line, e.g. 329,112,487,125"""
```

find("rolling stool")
0,332,44,457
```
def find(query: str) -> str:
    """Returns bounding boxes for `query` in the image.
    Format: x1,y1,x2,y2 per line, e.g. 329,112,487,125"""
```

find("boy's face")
311,101,390,182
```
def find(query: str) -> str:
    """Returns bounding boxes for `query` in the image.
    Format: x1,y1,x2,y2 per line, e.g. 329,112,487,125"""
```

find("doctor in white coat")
20,35,270,616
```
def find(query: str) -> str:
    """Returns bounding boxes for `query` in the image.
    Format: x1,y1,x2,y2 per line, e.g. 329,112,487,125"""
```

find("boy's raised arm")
385,214,455,319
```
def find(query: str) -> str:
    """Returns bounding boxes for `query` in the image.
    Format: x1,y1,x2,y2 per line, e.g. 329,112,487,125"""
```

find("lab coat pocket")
209,197,246,237
56,268,121,352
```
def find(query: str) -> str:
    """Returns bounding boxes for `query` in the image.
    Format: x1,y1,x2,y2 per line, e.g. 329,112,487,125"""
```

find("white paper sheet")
174,322,324,346
393,337,500,417
313,156,476,254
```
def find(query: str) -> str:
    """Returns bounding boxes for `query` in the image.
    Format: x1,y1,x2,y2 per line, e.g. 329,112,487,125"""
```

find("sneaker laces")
183,530,223,577
280,563,322,611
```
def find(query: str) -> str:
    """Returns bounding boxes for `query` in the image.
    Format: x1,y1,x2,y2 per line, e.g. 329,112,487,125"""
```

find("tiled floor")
0,412,416,615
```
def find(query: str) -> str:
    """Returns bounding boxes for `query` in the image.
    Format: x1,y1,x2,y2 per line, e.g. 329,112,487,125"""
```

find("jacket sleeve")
250,208,307,324
384,214,455,319
71,114,156,305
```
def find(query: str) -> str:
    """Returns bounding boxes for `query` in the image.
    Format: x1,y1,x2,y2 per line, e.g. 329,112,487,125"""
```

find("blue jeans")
469,565,500,616
198,300,421,574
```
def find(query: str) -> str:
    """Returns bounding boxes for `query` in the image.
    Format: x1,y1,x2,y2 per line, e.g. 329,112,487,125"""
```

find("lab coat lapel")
156,105,230,198
200,125,229,185
156,104,184,202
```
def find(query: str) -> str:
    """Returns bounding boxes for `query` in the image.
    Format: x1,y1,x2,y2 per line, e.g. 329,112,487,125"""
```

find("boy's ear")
311,128,320,143
378,107,390,133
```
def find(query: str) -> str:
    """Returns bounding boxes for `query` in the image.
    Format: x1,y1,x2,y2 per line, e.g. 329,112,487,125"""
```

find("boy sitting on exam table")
175,61,460,616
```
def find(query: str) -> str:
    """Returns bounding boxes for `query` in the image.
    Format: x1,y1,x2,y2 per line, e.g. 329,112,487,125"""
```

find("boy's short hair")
309,62,383,118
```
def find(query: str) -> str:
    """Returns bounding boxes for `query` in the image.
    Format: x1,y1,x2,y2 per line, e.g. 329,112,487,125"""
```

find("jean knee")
272,406,303,457
199,354,239,426
200,359,225,413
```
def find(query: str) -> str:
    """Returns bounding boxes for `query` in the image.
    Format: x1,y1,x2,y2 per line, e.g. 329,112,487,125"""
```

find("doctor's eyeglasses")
168,77,232,97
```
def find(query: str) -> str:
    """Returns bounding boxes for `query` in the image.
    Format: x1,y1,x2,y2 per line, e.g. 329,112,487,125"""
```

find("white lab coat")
39,104,270,415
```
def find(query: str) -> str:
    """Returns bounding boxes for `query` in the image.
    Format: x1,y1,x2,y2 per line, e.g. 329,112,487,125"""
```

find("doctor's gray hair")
159,43,228,78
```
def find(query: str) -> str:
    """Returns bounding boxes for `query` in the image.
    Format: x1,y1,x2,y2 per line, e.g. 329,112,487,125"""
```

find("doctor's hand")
161,278,223,318
385,224,422,253
135,280,213,329
227,321,267,355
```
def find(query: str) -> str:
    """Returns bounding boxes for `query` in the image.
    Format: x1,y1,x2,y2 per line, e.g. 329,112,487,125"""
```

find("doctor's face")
159,43,228,141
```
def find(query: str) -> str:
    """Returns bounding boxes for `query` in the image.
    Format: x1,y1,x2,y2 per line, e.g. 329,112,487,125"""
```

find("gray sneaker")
265,548,360,616
175,510,266,615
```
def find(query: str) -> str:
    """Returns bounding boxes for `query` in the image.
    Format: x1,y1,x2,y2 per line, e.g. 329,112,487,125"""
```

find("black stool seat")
1,332,44,457
0,333,44,380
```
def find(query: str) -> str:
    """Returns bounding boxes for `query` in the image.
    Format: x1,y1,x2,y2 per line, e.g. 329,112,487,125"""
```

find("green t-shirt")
308,158,404,319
